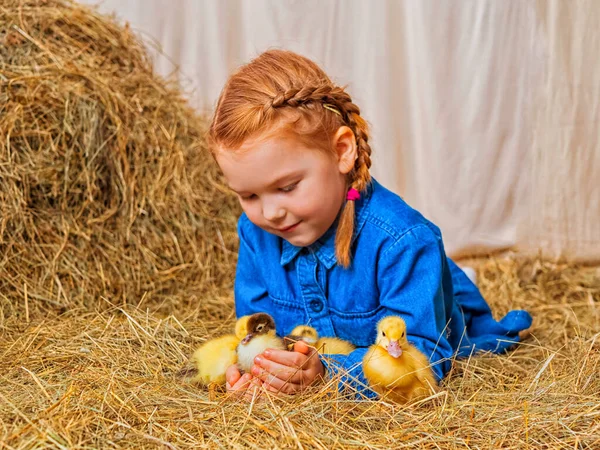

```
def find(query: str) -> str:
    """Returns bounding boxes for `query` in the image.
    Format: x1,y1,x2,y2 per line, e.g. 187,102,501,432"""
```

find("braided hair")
209,49,372,267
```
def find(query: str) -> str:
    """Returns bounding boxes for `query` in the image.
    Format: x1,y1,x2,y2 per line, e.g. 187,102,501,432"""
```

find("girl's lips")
279,222,300,232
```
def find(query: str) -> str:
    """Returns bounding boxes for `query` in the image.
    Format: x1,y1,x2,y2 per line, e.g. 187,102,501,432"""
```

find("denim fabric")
234,178,532,397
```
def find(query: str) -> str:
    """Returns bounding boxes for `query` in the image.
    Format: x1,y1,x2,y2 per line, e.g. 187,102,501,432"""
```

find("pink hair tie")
346,188,361,201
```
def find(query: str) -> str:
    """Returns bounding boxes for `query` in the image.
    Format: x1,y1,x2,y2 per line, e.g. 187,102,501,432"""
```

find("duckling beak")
241,333,253,345
387,340,403,358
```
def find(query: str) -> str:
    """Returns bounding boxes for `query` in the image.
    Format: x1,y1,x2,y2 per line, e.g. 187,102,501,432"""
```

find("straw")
0,257,598,448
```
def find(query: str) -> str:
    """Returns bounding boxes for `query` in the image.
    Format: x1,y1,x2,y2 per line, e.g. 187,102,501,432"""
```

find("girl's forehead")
217,135,304,168
216,135,334,190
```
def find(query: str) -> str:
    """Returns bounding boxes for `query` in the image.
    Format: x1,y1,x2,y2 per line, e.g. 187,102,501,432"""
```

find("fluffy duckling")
363,316,437,404
285,325,319,349
185,315,251,386
236,313,286,372
286,325,355,355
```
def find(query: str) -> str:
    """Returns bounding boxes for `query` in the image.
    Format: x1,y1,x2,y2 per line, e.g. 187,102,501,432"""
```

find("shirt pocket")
328,305,386,348
268,294,306,338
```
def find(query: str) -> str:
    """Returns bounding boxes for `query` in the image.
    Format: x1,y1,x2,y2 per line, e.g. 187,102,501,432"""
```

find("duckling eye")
401,332,405,338
256,324,264,332
382,331,386,337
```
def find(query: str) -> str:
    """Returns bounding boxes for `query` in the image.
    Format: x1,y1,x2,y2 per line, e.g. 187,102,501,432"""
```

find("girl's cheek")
289,194,312,216
243,204,262,223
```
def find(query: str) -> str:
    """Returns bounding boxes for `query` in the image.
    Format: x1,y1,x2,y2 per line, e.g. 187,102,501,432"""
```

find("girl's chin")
283,234,318,248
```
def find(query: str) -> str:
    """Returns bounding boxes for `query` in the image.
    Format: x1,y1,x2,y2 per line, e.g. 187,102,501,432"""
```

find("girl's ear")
333,126,357,175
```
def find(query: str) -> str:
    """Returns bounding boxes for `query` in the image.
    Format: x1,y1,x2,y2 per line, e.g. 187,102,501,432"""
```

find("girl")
208,49,532,398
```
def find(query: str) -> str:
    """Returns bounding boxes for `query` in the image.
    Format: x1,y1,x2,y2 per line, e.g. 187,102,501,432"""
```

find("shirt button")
310,300,324,312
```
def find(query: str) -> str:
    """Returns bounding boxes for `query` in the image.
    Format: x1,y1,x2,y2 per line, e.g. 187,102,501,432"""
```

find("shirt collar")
279,180,374,269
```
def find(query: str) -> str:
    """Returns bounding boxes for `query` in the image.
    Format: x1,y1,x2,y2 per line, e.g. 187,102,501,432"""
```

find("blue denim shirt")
234,179,532,397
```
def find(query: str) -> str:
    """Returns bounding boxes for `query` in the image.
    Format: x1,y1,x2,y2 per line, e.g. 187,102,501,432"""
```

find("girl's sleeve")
323,225,455,398
234,215,269,317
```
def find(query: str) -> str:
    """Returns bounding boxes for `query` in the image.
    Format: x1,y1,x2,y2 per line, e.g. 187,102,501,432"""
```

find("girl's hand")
251,340,325,394
225,364,263,400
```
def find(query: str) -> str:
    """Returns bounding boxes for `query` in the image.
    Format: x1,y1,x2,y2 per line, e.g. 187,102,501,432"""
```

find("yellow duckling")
236,313,286,373
186,315,250,386
286,325,355,355
285,325,319,349
363,316,437,404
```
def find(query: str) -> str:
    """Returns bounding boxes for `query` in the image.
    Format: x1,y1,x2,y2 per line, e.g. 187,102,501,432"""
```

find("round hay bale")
0,0,240,318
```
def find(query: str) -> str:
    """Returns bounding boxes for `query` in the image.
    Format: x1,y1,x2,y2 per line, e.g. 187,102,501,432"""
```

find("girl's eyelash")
280,182,298,192
239,181,299,199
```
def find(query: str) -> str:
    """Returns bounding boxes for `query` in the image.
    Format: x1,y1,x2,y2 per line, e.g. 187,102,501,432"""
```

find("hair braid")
264,84,373,268
268,85,342,109
332,97,373,267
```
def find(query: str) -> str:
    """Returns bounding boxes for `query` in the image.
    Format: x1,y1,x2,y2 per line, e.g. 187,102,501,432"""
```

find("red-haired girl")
209,49,531,398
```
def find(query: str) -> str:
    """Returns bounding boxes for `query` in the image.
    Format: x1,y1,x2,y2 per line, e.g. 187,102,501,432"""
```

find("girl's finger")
226,364,242,386
241,376,264,401
262,347,315,369
261,375,302,395
293,340,312,355
227,373,263,402
253,358,304,384
228,373,252,392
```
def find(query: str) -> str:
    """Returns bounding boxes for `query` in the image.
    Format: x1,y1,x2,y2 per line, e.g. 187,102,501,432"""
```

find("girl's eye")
280,182,298,193
240,194,257,201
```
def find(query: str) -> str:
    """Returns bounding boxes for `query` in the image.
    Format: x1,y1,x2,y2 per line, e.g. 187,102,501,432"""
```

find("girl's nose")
262,201,286,222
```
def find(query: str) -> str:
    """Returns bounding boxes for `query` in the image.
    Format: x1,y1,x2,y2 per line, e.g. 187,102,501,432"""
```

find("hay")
0,0,241,320
1,257,599,448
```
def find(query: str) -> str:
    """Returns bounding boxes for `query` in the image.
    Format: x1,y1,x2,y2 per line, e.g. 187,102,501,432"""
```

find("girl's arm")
324,225,455,398
234,215,269,318
225,216,269,396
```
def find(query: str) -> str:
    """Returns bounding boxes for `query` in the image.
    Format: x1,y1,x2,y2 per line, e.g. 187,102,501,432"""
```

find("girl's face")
216,129,356,247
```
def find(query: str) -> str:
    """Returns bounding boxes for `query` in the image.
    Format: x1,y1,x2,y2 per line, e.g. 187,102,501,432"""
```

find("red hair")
209,49,372,267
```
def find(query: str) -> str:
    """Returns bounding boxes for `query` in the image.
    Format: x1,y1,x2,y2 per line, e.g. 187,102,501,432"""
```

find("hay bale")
0,0,240,318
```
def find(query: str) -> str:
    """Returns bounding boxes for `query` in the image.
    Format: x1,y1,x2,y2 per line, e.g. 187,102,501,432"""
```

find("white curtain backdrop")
81,0,600,262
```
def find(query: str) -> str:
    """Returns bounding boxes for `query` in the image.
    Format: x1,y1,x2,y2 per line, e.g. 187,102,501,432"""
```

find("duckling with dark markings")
236,312,286,372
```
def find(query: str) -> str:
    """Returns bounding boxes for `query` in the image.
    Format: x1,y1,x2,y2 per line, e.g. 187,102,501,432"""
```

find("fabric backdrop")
80,0,600,262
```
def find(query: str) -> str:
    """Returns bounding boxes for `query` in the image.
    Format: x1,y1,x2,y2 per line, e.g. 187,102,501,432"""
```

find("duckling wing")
364,346,424,389
191,335,239,385
403,345,438,396
317,337,355,355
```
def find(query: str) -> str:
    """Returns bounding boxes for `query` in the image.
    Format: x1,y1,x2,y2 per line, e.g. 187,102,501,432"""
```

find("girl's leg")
447,258,532,356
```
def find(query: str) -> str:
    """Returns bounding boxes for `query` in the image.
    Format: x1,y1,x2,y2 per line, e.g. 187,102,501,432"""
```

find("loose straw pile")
1,257,598,448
